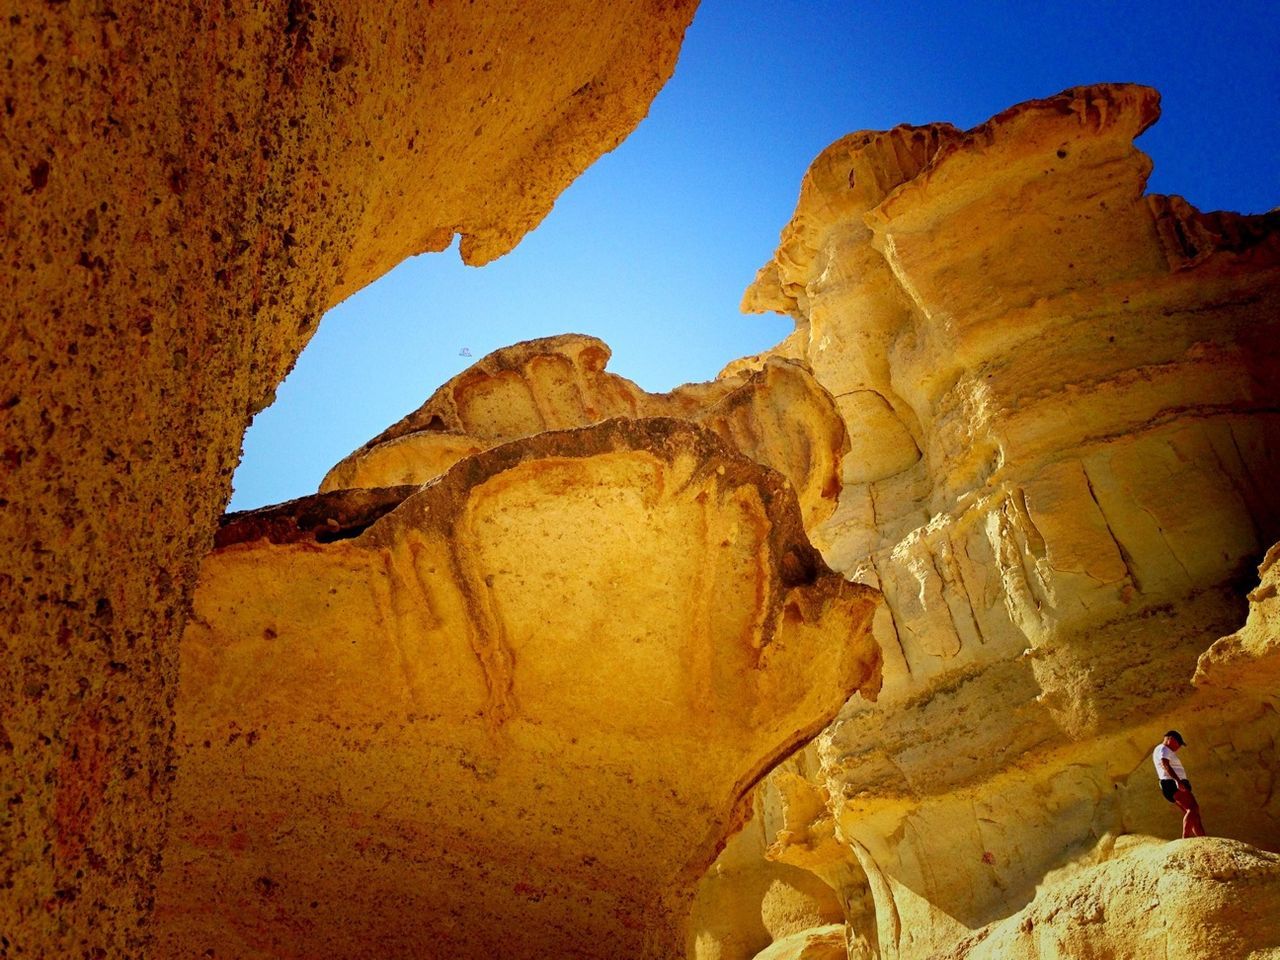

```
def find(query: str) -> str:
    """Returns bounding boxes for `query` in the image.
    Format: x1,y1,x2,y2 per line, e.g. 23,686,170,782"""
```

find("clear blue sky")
230,0,1279,511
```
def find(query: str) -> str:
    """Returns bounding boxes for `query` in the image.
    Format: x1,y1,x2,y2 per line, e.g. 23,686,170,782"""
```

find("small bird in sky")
459,347,472,357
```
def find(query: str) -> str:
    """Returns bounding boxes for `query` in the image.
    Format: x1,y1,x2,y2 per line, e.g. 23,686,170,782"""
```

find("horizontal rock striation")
727,83,1280,958
0,1,696,954
155,418,881,959
321,333,849,528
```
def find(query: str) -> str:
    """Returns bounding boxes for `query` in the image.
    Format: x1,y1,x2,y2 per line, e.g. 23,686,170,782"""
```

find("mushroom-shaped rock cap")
159,417,881,960
321,334,849,529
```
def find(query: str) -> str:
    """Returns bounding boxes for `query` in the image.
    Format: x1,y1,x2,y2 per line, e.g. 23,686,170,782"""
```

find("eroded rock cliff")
707,83,1280,959
155,418,880,959
0,2,697,955
152,81,1280,960
9,13,1279,952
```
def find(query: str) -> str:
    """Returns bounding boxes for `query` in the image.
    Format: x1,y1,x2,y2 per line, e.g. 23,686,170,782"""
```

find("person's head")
1163,730,1186,752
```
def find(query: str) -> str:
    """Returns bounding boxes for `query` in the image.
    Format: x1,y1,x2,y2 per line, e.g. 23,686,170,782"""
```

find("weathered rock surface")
751,924,848,960
722,83,1280,958
9,15,1278,954
690,753,849,960
322,333,848,528
938,838,1280,960
0,2,696,954
155,418,880,959
1195,543,1280,709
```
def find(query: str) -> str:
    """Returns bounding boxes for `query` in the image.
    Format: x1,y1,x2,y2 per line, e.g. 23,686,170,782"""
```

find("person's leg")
1185,799,1206,837
1174,788,1206,837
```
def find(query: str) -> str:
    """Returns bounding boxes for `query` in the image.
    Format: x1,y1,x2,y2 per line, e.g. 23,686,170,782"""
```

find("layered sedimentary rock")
10,14,1278,953
0,2,698,954
322,334,848,527
709,83,1280,958
691,748,881,960
153,418,880,959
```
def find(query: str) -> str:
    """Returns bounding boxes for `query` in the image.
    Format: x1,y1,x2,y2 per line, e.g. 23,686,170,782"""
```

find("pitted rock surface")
0,2,697,954
155,418,880,959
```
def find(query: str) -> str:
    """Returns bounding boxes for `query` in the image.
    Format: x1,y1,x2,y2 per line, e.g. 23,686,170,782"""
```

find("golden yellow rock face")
752,924,848,960
321,333,849,529
0,2,697,955
938,839,1280,960
714,83,1280,959
8,14,1278,952
155,419,881,960
1195,543,1280,709
689,752,847,960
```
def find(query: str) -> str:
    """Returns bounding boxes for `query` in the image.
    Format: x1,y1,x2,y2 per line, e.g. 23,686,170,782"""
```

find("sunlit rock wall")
715,83,1280,959
0,2,697,954
322,333,848,528
154,418,880,959
938,838,1280,960
689,749,875,960
1195,542,1280,709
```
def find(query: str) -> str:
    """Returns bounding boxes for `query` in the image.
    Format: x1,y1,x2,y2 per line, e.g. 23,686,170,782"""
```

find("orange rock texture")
689,751,867,960
154,418,881,959
0,2,697,955
321,334,849,528
704,83,1280,959
1195,542,1280,709
937,838,1280,960
8,11,1280,955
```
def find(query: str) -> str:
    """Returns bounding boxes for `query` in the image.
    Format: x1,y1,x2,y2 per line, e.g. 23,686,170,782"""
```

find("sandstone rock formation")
752,924,848,960
691,746,895,960
703,83,1280,959
153,418,880,959
938,838,1280,960
322,333,848,527
9,12,1279,953
1195,543,1280,710
0,3,697,955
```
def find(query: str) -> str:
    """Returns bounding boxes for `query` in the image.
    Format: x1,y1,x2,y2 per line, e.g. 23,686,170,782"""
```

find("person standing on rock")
1153,730,1206,838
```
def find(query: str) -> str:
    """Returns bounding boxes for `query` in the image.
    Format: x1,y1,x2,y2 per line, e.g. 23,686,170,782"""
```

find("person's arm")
1161,758,1191,791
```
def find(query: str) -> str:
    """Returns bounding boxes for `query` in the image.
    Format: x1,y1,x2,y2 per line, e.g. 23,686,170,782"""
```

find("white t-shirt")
1153,743,1186,782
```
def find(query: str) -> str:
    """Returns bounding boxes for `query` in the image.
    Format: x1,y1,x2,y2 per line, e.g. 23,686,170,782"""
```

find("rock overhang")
157,415,882,958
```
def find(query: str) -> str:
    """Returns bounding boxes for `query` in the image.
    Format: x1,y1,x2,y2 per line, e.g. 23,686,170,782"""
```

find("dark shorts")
1160,778,1190,802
